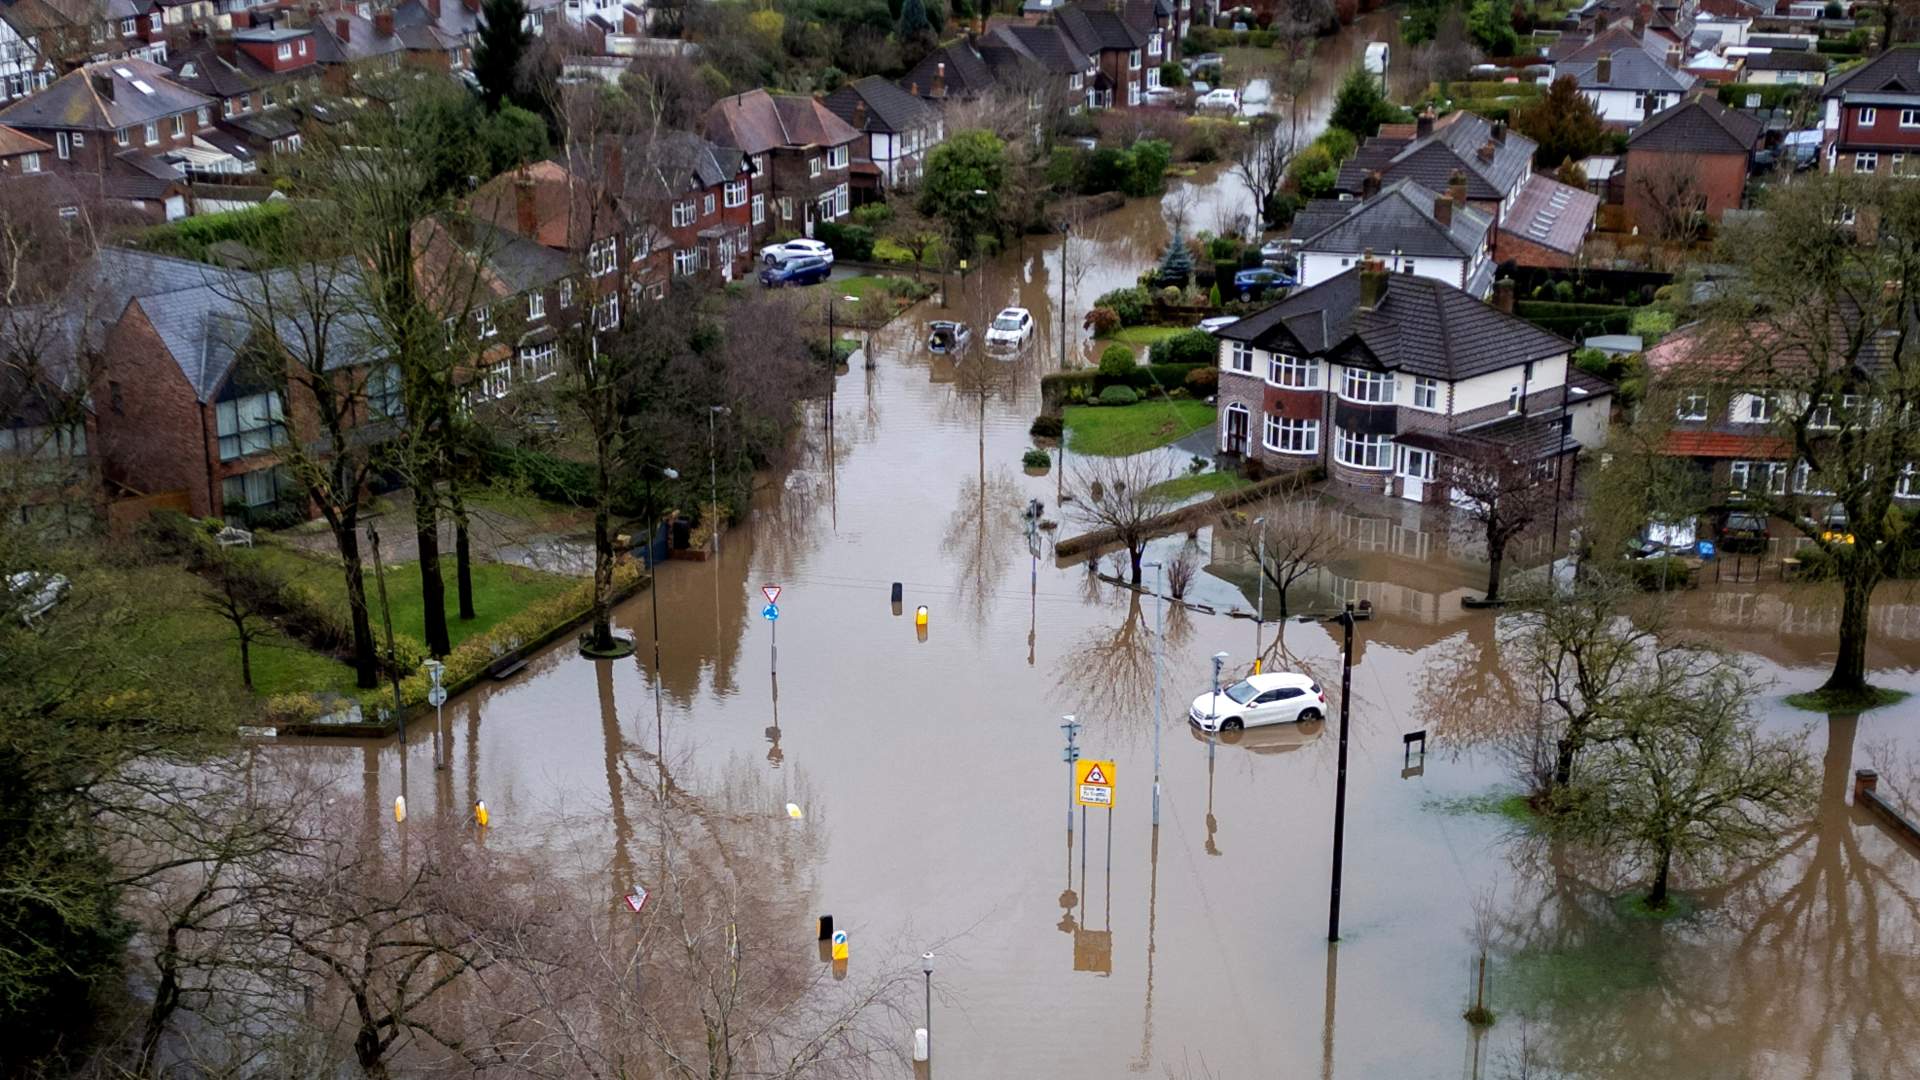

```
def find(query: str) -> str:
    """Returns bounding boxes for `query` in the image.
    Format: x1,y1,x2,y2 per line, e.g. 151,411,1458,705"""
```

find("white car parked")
8,570,70,625
1189,672,1325,732
984,307,1035,348
759,238,835,267
1195,88,1240,112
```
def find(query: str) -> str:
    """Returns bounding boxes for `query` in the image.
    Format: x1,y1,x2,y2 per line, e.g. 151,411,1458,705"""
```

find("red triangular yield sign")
1083,764,1109,785
762,585,782,604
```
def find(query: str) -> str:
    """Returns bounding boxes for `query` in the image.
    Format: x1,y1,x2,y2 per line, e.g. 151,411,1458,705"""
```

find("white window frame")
1226,341,1254,374
143,121,158,145
474,305,496,338
476,360,511,401
527,290,545,321
519,341,559,381
1129,49,1142,70
277,42,292,60
1265,416,1319,455
1266,352,1318,389
1793,461,1835,496
594,295,619,331
751,193,765,225
1335,427,1392,470
673,248,698,277
702,192,715,216
1897,463,1917,499
1340,367,1394,404
1676,392,1709,421
1860,107,1877,125
19,152,37,174
588,237,617,277
809,156,823,178
671,200,695,228
827,145,848,170
1903,109,1920,128
55,132,69,159
1729,459,1787,496
1857,151,1879,173
559,278,574,308
1737,392,1775,424
1412,377,1441,411
724,180,747,208
173,113,185,137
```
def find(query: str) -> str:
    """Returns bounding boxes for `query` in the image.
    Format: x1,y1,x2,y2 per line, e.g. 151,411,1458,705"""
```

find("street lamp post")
921,951,934,1059
1145,560,1166,826
1327,603,1356,942
641,464,680,682
1057,219,1071,371
707,405,729,556
826,294,857,440
1253,515,1267,673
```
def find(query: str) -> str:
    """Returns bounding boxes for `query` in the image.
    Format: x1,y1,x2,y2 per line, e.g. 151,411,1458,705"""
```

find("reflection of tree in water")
1486,714,1920,1076
942,465,1025,628
1411,616,1532,760
1052,592,1197,746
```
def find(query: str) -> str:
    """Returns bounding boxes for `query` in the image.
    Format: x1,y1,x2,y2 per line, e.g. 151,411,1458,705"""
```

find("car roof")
996,306,1029,317
1240,672,1317,690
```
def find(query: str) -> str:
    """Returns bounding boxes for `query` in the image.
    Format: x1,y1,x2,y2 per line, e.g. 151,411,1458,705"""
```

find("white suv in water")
1189,672,1325,732
984,307,1034,348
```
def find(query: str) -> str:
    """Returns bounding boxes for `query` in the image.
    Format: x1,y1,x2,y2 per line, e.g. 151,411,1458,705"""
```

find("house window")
724,180,747,208
836,184,849,217
778,197,793,220
527,290,546,322
702,192,715,216
588,237,616,276
19,152,37,174
221,467,287,510
476,361,511,400
1508,384,1523,414
1340,368,1394,404
752,193,765,224
474,305,496,338
1265,416,1319,455
1071,73,1083,90
559,278,574,307
1147,67,1161,91
1129,83,1141,106
671,200,694,227
1226,341,1254,374
143,122,157,145
673,248,698,277
828,145,848,170
366,364,403,419
1129,49,1142,70
116,127,130,146
215,392,286,461
519,341,559,381
173,114,185,137
148,12,160,30
0,423,86,458
278,42,292,60
56,132,69,159
1903,109,1920,128
809,156,822,177
1335,427,1392,470
1729,459,1787,496
1412,377,1440,410
121,17,136,34
1676,393,1709,421
1860,107,1877,125
1856,152,1879,173
1149,31,1162,56
1267,352,1318,389
594,296,619,330
1898,463,1917,499
197,105,209,125
1793,461,1834,496
1736,392,1774,423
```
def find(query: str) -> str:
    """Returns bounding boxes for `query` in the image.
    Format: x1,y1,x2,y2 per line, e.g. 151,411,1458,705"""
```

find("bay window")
1266,352,1318,388
1335,427,1391,470
1265,416,1318,455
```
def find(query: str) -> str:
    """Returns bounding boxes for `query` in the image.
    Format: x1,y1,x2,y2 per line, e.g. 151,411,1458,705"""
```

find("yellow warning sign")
1075,759,1116,808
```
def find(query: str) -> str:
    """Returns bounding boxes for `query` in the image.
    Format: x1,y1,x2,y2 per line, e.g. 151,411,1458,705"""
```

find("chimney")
1632,11,1646,35
1492,120,1506,143
1493,277,1515,314
373,10,393,36
1358,250,1388,310
910,81,920,97
1448,168,1467,207
1416,107,1435,138
1596,53,1612,84
514,170,537,238
1362,169,1382,198
336,16,350,42
1434,190,1453,227
853,99,868,129
1477,140,1496,163
934,61,946,99
214,31,237,62
1666,44,1682,69
91,72,114,101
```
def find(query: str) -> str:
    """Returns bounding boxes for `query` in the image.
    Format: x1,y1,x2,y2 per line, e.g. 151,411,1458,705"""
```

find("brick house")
1055,1,1160,108
165,26,322,165
1819,45,1920,177
824,76,943,197
648,132,756,285
468,158,634,333
1625,93,1759,233
1291,176,1497,299
412,213,578,409
900,27,1097,116
703,89,857,242
1213,264,1612,503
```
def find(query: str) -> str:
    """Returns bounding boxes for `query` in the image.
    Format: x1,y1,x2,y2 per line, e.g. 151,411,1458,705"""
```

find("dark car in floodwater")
760,255,831,287
1718,509,1769,553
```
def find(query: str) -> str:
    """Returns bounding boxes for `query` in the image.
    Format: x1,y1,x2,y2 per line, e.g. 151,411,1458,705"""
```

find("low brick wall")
1053,468,1324,562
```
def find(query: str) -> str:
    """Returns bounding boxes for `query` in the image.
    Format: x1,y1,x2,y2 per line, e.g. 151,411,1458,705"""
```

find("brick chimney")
1631,10,1646,35
91,72,114,101
514,169,538,238
336,16,351,42
214,31,237,62
1358,250,1388,311
1416,107,1434,138
910,81,920,96
374,10,393,36
1596,53,1612,84
1448,168,1467,207
853,99,868,129
934,61,946,99
1434,190,1452,227
1493,277,1515,314
1666,44,1682,70
463,0,480,11
425,0,439,16
1477,140,1496,163
1492,120,1506,143
1362,169,1382,198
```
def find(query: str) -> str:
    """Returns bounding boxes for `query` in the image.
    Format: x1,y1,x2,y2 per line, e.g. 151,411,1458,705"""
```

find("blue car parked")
1232,266,1296,301
760,255,832,287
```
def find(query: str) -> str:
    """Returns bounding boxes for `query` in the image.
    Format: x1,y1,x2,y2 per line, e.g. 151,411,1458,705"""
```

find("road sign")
624,886,649,913
762,584,782,604
763,603,780,621
1075,759,1116,807
427,686,447,708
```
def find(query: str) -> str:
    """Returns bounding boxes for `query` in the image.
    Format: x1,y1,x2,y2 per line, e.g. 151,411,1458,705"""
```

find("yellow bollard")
393,795,406,824
1252,658,1262,675
915,605,928,627
831,930,848,961
474,800,490,828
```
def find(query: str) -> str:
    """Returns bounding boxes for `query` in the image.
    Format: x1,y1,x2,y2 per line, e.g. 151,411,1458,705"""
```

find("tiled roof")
1662,430,1791,458
824,76,938,135
985,21,1092,75
1218,268,1571,381
650,130,746,194
900,40,997,99
1822,44,1920,98
0,59,213,133
0,124,50,157
1560,45,1696,94
1297,178,1492,260
1057,4,1148,53
1628,93,1762,153
1741,50,1829,72
1337,113,1535,202
468,159,611,251
704,89,857,155
1498,174,1600,256
310,14,409,64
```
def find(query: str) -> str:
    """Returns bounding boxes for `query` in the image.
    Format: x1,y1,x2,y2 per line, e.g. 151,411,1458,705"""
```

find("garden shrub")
1022,447,1052,469
1094,286,1151,326
1030,414,1065,438
1099,344,1138,377
814,221,876,261
1085,306,1121,336
1184,366,1220,396
1149,329,1219,366
1619,556,1694,591
1098,384,1140,405
1159,285,1184,306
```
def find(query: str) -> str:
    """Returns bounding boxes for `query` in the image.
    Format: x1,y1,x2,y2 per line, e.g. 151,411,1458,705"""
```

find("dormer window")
181,62,197,77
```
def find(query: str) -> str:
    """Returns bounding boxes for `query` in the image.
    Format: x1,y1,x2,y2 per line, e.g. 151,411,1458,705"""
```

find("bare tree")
1064,456,1177,584
1436,437,1559,604
1632,156,1706,244
198,550,282,691
1232,114,1296,232
1223,496,1339,618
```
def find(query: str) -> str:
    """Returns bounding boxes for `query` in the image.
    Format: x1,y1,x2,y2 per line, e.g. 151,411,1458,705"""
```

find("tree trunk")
238,633,253,690
1129,545,1144,584
451,482,475,622
589,445,617,653
1552,735,1575,794
337,523,380,690
415,487,450,657
1648,844,1672,909
1277,583,1290,619
1820,566,1876,695
136,944,181,1077
1483,533,1506,603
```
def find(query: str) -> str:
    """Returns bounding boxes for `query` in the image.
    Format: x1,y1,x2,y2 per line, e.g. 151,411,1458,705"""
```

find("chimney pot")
336,16,350,42
1362,169,1381,198
1434,191,1452,227
1416,107,1434,138
1493,278,1515,314
1596,53,1612,84
374,10,393,36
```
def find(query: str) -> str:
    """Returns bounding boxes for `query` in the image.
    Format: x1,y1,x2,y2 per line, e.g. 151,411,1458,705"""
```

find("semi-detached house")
1819,45,1920,177
1214,264,1612,504
704,89,858,243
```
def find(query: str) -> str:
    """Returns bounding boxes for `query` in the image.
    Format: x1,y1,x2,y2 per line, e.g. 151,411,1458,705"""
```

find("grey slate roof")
1628,93,1763,153
824,76,938,135
1741,50,1828,72
1560,45,1696,94
649,130,746,195
1822,45,1920,99
1337,113,1536,202
1217,268,1570,381
0,58,213,132
1297,179,1492,261
1057,3,1148,54
985,21,1093,75
900,40,997,100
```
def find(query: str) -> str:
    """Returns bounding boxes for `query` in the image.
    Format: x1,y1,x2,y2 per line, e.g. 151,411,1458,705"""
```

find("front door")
1399,447,1433,502
1224,406,1249,455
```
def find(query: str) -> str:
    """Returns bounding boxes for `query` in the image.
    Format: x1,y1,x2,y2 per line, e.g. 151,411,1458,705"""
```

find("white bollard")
912,1028,929,1063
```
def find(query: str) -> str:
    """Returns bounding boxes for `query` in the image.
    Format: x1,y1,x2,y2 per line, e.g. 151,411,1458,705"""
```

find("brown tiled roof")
1662,430,1791,458
0,124,51,157
704,89,857,155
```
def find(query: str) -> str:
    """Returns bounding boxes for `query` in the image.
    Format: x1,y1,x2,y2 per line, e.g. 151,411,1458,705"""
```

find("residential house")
981,20,1099,113
1736,48,1828,84
1819,45,1920,176
310,7,409,88
900,38,1003,104
164,27,322,168
0,122,50,179
0,5,56,104
1213,264,1612,502
1625,93,1759,233
0,58,218,220
703,89,858,240
468,157,636,336
1335,111,1595,264
412,214,577,408
390,0,484,72
1055,1,1160,108
824,76,943,196
646,131,756,286
1552,27,1697,125
1289,176,1496,299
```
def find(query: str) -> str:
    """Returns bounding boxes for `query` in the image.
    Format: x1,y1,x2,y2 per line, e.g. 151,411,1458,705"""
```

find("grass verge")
1783,686,1912,714
121,563,363,701
1063,400,1215,456
1109,325,1187,347
1147,471,1248,501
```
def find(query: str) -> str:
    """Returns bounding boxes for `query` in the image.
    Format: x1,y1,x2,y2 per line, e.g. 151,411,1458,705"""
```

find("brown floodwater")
273,52,1920,1079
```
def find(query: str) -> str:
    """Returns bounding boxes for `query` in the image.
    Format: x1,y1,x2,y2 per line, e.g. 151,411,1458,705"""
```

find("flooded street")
280,69,1920,1077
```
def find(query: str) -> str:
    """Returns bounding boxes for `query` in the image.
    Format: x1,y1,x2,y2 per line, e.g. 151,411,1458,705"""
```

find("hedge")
1041,362,1206,407
1714,83,1810,110
1514,300,1632,338
1147,329,1219,366
814,221,876,262
138,201,292,262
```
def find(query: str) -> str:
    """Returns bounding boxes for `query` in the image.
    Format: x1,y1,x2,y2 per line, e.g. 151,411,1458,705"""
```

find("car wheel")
1240,291,1251,302
1298,708,1323,724
1221,717,1244,732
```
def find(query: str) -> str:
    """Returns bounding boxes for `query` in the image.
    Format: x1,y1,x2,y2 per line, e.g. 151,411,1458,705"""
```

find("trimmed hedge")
1148,329,1218,366
1040,361,1208,407
814,221,876,262
1514,300,1631,338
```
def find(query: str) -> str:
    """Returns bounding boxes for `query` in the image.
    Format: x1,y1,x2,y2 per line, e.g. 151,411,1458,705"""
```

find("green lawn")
121,563,362,701
254,544,577,652
1109,325,1187,347
1146,470,1248,501
1629,306,1676,343
1064,400,1216,456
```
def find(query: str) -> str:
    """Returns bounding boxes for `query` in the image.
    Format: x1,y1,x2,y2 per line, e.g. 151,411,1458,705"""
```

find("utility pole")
1253,515,1267,673
1327,603,1356,942
1058,220,1071,370
708,405,729,555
